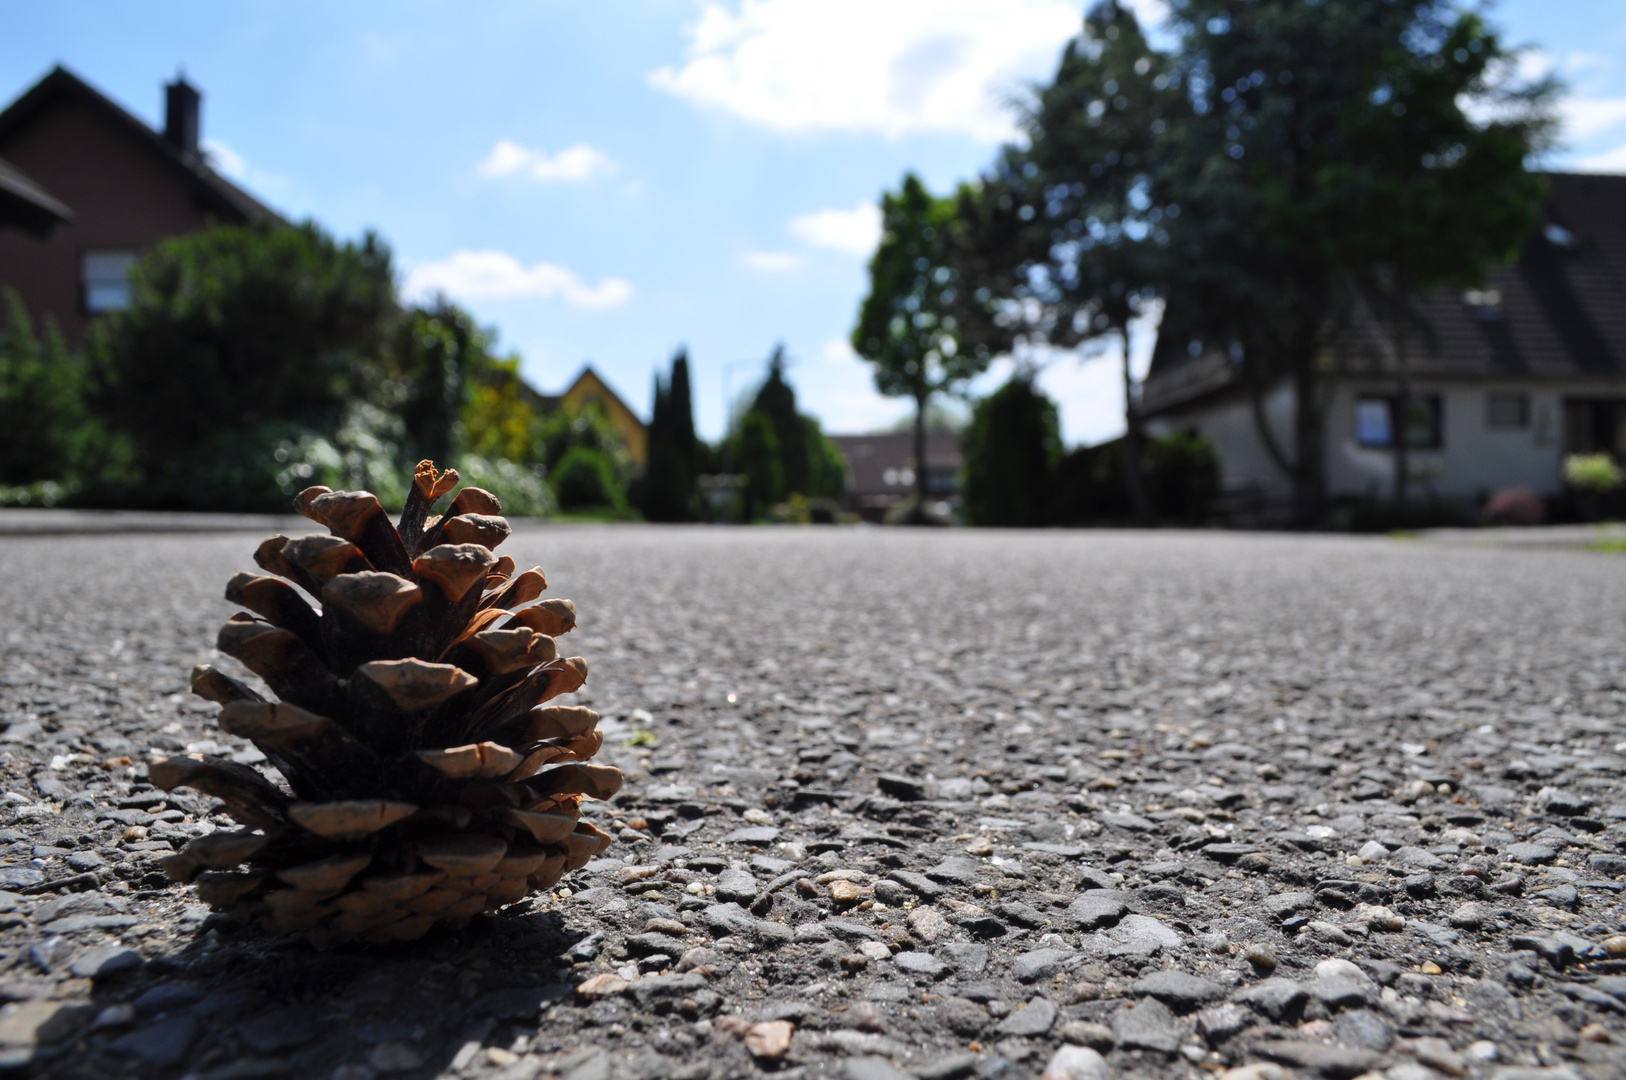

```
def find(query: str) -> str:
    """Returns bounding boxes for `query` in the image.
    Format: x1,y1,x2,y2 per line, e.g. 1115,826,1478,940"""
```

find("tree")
643,349,700,521
461,355,540,465
853,174,992,519
750,346,809,497
963,1,1185,525
394,301,496,465
962,374,1061,527
734,410,782,521
0,289,95,485
1157,0,1555,523
90,222,396,480
802,415,848,498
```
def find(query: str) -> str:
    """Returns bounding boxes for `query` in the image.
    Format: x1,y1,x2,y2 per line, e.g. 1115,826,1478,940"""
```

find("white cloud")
1563,97,1626,141
741,250,802,272
404,250,632,309
204,139,248,179
647,0,1083,141
789,203,882,255
201,138,294,200
1574,141,1626,173
477,139,618,182
797,338,912,433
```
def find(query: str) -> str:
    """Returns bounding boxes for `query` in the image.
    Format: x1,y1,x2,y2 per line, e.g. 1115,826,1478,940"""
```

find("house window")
1487,392,1530,429
82,251,137,312
1354,395,1443,448
1355,398,1392,446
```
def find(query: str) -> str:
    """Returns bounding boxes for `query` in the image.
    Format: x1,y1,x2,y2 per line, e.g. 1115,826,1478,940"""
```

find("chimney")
164,76,200,157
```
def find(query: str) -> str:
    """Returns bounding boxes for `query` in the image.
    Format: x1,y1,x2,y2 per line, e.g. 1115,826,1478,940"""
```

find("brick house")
0,66,275,343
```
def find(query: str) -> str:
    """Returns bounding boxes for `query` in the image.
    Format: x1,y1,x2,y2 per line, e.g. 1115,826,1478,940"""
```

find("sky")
5,0,1626,444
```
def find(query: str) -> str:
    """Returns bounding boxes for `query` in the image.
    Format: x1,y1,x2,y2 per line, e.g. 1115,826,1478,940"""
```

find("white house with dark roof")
1140,172,1626,518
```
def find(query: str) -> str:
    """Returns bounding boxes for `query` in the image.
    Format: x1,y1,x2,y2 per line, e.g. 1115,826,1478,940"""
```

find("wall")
0,95,212,344
1151,378,1616,507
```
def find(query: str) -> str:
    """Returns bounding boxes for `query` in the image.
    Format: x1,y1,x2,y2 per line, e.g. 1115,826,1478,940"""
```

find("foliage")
961,376,1061,527
549,446,626,512
853,173,993,509
955,0,1556,526
751,347,809,497
643,349,700,522
727,349,846,513
164,402,409,513
453,454,554,518
461,356,541,465
1564,453,1623,493
392,302,494,465
89,222,396,480
803,416,848,498
1158,0,1556,522
535,400,629,479
734,410,782,521
1140,428,1219,525
0,289,103,485
1046,430,1219,526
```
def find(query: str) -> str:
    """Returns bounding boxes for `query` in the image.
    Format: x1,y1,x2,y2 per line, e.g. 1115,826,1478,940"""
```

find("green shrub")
1142,429,1219,525
550,446,625,511
1564,453,1624,493
961,375,1060,527
454,455,554,518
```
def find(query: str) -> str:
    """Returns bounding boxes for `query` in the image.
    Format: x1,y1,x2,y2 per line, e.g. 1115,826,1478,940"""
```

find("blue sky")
5,0,1626,443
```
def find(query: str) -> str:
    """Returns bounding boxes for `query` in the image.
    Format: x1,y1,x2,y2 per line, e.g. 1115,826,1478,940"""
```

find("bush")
550,446,625,511
1046,430,1217,526
91,222,395,479
1339,499,1475,533
1564,453,1623,493
453,455,554,518
0,289,102,486
1141,429,1219,526
962,376,1060,527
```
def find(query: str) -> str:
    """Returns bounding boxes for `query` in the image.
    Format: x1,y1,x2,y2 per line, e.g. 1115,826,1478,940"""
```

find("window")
1487,392,1530,430
1355,395,1443,449
1463,288,1502,321
1355,398,1392,446
82,251,137,312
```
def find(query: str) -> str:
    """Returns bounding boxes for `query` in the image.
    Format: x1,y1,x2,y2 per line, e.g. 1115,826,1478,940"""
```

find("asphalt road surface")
0,526,1623,1080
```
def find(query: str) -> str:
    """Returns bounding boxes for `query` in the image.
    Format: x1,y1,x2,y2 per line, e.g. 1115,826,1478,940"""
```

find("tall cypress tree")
642,348,698,521
750,346,808,497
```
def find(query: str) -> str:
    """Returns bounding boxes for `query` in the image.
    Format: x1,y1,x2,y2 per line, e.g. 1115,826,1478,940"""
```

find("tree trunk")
912,391,929,522
1292,351,1325,528
1119,326,1153,527
1393,335,1410,505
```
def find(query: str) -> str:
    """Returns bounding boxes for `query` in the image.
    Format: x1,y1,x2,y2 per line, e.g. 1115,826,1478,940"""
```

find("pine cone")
152,461,620,947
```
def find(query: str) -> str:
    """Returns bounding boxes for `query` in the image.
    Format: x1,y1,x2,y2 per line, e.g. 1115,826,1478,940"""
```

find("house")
0,66,275,343
1140,172,1626,519
0,156,71,237
523,365,648,467
828,431,962,520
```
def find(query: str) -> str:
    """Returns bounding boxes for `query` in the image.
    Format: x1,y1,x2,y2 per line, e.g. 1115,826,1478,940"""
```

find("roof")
560,365,644,426
829,432,962,494
0,155,71,236
1142,172,1626,415
0,65,277,226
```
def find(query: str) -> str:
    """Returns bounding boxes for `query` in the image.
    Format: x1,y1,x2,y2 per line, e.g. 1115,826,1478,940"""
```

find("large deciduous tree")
853,174,992,519
1158,0,1555,523
960,0,1185,525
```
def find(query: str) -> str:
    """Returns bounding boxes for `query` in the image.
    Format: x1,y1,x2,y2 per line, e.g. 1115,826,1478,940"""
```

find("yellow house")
555,366,647,467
